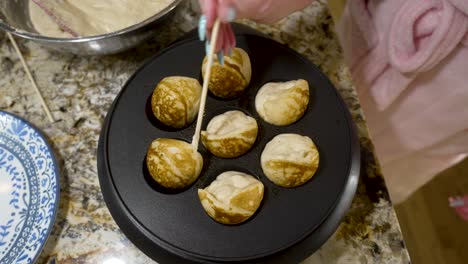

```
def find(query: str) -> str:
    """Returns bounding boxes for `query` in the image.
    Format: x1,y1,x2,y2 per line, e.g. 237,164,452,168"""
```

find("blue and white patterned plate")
0,111,59,264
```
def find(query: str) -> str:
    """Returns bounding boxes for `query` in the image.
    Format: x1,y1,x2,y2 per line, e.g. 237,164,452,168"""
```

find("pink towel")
336,0,468,203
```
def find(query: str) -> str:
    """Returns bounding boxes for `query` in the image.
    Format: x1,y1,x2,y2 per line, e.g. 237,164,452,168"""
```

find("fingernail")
228,48,233,57
198,15,206,41
217,51,225,66
226,7,237,22
205,41,211,55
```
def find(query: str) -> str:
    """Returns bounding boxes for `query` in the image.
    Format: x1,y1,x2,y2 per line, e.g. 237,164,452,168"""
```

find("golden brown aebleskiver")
201,110,258,158
146,138,203,189
151,76,202,128
202,48,252,99
198,171,264,225
255,79,309,126
261,134,319,187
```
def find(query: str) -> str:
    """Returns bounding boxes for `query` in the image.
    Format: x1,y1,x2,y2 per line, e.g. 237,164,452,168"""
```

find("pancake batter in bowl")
29,0,174,38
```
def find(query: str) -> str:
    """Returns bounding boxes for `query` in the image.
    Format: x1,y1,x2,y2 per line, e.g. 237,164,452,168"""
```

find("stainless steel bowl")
0,0,183,55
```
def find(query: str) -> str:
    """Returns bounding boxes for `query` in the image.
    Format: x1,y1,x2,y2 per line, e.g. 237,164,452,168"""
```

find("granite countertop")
0,1,410,263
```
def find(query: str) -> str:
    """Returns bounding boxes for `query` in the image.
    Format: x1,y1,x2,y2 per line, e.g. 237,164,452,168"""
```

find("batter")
29,0,174,38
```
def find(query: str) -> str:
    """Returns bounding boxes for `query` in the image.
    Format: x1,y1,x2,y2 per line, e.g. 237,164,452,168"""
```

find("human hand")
198,0,314,58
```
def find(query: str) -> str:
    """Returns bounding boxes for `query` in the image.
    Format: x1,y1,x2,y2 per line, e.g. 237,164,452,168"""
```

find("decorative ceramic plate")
0,111,59,264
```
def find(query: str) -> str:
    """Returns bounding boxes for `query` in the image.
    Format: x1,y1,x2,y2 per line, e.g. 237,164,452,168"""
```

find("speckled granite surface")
0,1,410,263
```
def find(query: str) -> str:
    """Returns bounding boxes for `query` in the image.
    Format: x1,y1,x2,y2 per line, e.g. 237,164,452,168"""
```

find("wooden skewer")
7,32,55,124
191,19,222,150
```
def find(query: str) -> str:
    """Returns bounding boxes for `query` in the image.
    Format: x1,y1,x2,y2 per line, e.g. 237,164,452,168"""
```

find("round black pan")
98,24,360,263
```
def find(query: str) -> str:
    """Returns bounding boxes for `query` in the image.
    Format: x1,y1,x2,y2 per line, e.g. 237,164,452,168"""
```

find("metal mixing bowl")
0,0,183,55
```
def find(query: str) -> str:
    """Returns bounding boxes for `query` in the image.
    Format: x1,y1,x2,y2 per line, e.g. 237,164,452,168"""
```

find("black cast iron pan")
98,24,360,263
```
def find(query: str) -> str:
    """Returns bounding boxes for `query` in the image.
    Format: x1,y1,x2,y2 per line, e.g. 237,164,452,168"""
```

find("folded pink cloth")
336,0,468,203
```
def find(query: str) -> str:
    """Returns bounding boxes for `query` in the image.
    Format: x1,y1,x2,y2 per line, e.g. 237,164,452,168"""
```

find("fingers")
202,0,237,27
217,26,226,65
222,24,231,55
217,0,237,23
198,0,237,56
198,15,207,41
199,0,218,28
221,23,231,55
200,22,235,60
213,23,236,62
214,25,224,53
225,23,236,54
